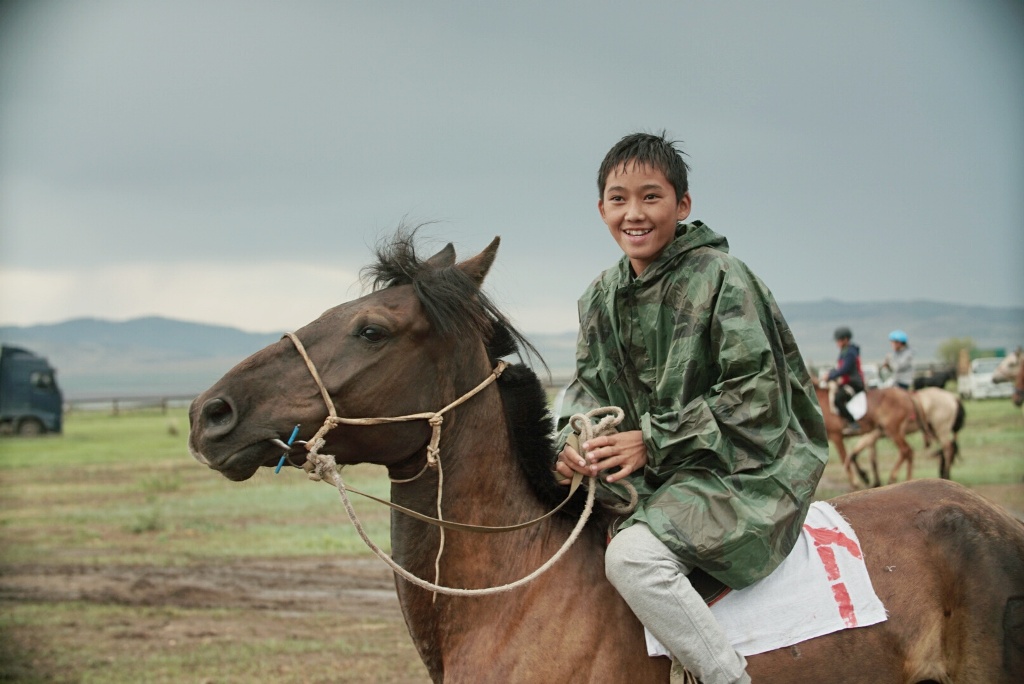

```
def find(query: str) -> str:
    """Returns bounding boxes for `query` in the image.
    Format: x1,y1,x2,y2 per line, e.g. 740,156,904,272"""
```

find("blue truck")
0,345,63,435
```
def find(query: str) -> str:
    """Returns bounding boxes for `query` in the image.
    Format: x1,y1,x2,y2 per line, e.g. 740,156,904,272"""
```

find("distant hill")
778,299,1023,371
0,317,281,399
1,300,1021,399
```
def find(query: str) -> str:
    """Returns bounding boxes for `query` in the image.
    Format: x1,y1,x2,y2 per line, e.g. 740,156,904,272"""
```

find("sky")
1,0,1022,336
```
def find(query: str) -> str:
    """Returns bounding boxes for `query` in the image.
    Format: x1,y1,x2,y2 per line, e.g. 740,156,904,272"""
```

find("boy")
827,326,865,428
554,132,828,684
881,329,913,389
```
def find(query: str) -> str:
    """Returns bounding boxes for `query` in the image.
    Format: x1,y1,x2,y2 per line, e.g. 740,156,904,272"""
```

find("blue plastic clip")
275,425,301,474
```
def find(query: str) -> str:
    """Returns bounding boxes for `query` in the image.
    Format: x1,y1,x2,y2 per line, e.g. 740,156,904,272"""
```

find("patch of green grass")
3,401,1022,566
0,408,394,566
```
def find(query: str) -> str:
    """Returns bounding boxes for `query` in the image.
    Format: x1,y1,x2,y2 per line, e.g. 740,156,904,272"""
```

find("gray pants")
605,523,751,684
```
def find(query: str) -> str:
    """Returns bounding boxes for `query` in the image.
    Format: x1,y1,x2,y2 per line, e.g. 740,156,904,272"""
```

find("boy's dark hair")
597,131,690,200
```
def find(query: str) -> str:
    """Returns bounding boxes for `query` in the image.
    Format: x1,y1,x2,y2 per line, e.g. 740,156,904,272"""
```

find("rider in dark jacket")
827,326,864,427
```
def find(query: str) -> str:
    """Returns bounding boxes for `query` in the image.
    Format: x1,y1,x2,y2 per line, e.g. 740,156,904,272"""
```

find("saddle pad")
847,392,868,420
646,501,887,658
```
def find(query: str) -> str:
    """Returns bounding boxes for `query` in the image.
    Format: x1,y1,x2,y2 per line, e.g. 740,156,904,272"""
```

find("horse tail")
953,400,966,434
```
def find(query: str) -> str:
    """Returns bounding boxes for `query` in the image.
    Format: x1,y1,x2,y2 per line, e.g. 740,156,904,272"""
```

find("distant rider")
827,326,864,430
881,330,914,390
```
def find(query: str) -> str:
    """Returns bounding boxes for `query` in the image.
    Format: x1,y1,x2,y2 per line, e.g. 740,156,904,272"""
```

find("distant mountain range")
1,300,1021,399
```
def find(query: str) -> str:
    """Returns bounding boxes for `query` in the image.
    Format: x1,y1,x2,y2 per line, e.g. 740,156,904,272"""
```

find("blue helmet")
889,330,908,344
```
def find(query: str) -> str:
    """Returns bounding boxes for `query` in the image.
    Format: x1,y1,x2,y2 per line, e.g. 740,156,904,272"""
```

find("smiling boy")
555,132,828,684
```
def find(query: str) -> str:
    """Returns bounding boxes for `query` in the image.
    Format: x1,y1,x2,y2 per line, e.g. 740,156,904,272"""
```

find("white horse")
992,351,1021,384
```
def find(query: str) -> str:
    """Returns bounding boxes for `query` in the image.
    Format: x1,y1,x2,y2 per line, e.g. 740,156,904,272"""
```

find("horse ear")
457,236,500,286
425,242,456,269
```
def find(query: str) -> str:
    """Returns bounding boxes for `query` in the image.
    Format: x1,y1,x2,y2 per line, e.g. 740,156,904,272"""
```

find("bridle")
278,330,613,597
282,331,509,481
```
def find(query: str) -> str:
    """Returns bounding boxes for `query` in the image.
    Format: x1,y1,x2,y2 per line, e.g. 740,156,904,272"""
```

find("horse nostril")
201,397,236,433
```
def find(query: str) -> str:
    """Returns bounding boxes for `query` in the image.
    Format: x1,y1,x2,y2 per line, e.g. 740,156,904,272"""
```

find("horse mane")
496,363,588,519
361,226,547,371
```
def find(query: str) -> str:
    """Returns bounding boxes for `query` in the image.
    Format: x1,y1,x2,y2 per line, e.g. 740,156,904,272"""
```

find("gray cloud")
1,0,1022,335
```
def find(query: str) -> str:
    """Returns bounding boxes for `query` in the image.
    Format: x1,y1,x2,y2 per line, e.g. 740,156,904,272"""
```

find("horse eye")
358,325,388,343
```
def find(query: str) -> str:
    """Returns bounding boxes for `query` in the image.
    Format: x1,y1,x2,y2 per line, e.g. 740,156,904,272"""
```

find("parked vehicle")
957,356,1014,400
0,345,63,435
862,362,881,389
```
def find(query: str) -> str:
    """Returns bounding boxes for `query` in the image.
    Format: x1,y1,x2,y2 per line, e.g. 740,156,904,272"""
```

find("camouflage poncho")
559,222,828,589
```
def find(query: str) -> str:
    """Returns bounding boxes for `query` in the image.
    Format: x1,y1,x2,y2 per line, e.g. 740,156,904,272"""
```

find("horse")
1014,357,1024,411
912,366,956,390
188,231,1024,683
811,382,922,489
992,352,1020,385
845,387,966,484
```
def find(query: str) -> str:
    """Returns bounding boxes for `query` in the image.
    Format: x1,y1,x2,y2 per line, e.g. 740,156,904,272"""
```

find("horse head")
992,353,1020,384
188,229,532,482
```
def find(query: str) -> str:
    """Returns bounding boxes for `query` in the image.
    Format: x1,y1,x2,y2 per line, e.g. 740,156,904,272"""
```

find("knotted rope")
305,406,622,595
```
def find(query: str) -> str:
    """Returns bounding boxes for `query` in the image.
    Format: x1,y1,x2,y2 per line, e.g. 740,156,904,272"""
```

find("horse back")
778,480,1024,683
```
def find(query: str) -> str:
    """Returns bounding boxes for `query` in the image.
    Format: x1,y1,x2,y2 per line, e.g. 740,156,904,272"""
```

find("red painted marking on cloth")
804,525,864,628
816,544,840,581
805,525,863,559
830,583,857,627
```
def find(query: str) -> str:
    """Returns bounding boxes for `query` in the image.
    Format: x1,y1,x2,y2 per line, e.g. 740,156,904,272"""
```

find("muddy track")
0,557,433,683
0,557,403,617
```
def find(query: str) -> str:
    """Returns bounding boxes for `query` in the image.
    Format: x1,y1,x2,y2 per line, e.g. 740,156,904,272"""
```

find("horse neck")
380,376,669,682
385,384,609,672
388,383,561,578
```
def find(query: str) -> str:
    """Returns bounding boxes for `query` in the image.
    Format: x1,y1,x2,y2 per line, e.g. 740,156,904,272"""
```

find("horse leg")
938,441,952,479
850,430,884,487
832,436,860,490
937,425,960,480
868,442,882,488
847,438,872,488
887,432,914,484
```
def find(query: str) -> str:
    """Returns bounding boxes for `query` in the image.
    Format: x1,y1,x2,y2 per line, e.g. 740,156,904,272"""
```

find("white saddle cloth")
847,391,868,420
646,501,887,658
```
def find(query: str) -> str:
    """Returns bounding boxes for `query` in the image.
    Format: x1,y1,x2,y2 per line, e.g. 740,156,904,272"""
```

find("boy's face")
598,162,691,276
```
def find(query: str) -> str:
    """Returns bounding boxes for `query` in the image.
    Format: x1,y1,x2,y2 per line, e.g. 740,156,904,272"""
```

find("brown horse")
189,232,1024,683
811,383,923,488
845,387,966,485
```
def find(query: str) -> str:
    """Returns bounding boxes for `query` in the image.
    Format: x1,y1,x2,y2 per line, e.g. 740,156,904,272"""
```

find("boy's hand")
582,430,647,483
554,440,590,486
555,430,647,484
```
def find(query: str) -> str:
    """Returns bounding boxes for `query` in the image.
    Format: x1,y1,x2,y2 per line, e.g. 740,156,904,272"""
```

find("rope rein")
281,331,623,596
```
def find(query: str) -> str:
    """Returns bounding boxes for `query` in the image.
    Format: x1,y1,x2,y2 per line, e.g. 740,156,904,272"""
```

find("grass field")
1,399,1022,682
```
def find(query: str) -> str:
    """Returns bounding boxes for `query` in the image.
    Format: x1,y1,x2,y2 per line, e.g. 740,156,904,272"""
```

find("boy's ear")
598,199,606,220
676,191,692,221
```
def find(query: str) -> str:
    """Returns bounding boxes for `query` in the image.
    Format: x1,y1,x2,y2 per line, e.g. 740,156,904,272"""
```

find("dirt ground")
0,557,400,616
0,557,432,683
1,475,1020,682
